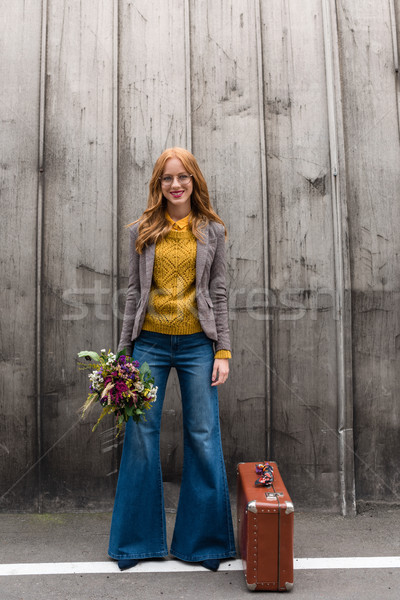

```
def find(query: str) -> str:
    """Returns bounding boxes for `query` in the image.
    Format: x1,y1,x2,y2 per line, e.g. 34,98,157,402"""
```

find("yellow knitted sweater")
142,211,231,359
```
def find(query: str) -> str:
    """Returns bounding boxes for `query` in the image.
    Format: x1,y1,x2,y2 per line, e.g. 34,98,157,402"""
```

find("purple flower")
115,381,128,393
119,355,127,365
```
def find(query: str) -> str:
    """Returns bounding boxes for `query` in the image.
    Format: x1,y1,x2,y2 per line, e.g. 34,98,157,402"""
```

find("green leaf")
77,350,100,362
139,361,151,376
117,415,124,425
135,409,144,415
117,347,132,359
125,406,134,417
139,361,155,385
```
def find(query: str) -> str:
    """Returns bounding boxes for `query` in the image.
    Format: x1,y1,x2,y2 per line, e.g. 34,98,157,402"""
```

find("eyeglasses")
159,174,193,186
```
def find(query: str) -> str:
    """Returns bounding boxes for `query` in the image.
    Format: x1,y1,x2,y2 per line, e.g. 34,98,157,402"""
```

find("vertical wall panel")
190,0,267,478
337,0,400,503
118,0,188,482
321,0,355,515
40,0,116,510
261,0,344,509
0,1,42,510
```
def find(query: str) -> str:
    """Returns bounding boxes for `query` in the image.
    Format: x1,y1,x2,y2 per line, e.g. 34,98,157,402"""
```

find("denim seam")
170,406,189,551
216,399,236,556
158,436,168,551
222,461,236,554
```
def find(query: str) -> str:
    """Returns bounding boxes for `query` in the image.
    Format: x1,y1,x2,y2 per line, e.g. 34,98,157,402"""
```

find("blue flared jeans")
108,330,236,561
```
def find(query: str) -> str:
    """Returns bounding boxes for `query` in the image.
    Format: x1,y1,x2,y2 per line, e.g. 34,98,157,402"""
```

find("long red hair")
127,147,227,253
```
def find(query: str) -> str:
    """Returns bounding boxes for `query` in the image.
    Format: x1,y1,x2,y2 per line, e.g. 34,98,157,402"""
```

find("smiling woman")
108,147,236,572
130,147,227,253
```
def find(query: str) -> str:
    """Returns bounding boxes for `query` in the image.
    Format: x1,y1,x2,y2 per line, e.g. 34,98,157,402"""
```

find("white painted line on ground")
0,556,399,576
0,556,400,576
0,560,240,576
294,556,400,570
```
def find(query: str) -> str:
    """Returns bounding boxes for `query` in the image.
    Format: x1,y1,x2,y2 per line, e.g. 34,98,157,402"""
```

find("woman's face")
161,157,193,216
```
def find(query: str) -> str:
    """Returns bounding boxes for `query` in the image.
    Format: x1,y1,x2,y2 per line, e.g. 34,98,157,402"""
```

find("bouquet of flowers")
77,348,158,436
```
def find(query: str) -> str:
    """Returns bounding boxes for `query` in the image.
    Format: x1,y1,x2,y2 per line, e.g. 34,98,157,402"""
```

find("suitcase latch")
265,492,283,499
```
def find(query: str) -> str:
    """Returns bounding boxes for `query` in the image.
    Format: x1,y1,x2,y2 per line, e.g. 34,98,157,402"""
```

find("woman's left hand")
211,358,229,386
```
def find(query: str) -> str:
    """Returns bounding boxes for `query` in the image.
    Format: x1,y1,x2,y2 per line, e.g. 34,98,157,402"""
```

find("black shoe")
201,559,220,572
118,559,139,571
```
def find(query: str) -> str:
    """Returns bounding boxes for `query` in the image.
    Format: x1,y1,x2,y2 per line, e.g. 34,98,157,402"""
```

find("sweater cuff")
214,349,232,359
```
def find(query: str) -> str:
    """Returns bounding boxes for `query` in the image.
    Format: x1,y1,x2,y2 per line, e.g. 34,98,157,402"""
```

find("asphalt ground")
1,485,399,600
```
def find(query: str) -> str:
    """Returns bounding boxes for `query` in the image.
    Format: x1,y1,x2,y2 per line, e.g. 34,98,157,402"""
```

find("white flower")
101,348,106,353
147,386,158,400
88,369,104,391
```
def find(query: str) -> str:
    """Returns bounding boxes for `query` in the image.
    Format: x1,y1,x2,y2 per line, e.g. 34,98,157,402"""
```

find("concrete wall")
1,0,399,513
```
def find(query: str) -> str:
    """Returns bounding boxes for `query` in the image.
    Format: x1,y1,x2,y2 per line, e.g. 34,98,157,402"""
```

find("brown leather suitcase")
237,461,294,591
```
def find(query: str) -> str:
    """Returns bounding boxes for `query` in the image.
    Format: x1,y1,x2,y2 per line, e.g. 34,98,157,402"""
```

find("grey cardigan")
117,220,232,356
